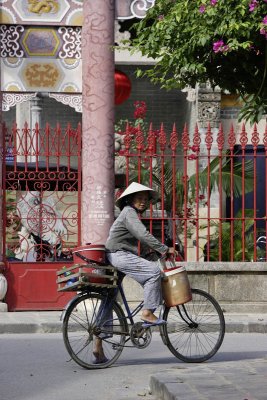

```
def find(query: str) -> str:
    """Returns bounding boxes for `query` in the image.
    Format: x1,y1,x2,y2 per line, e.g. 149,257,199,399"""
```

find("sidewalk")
0,310,63,334
0,310,267,334
150,357,267,400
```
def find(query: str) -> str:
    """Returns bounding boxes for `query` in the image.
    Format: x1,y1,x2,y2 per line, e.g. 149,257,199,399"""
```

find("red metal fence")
3,120,267,264
117,121,267,262
3,122,82,262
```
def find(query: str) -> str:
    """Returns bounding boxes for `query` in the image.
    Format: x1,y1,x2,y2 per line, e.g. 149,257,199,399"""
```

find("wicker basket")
56,262,118,292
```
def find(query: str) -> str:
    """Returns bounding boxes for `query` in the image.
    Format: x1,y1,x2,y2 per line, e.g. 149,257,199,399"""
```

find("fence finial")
251,123,260,149
170,123,178,152
227,124,236,149
216,123,224,151
239,123,248,149
158,123,167,151
147,122,156,154
181,124,190,151
205,122,213,151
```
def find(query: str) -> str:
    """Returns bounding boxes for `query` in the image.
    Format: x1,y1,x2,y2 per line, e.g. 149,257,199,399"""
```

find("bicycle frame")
116,280,144,326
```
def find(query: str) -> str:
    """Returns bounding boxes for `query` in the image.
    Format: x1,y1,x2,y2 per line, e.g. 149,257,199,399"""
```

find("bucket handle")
159,255,176,270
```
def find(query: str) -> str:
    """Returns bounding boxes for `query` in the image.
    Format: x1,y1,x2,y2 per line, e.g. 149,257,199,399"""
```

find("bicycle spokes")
162,288,225,363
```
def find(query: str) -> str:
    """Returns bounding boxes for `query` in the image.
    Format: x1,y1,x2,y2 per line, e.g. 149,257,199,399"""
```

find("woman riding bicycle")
93,182,177,363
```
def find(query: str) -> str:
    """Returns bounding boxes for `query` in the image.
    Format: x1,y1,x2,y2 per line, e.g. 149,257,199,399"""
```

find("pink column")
0,67,3,264
81,0,115,245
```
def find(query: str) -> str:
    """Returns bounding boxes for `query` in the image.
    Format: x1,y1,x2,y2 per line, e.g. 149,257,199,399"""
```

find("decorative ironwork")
181,124,190,151
147,123,156,154
170,124,179,152
135,125,145,151
205,123,213,151
192,125,201,149
251,124,260,149
227,124,236,149
239,124,248,149
3,122,81,262
158,123,167,152
123,122,132,154
216,124,225,151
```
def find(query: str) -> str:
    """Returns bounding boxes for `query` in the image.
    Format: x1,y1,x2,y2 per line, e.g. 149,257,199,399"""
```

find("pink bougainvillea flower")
249,0,258,12
263,16,267,25
213,39,229,53
213,40,224,52
210,0,218,5
199,4,206,13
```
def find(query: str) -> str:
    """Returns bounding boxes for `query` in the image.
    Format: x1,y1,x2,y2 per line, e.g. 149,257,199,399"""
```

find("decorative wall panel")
1,58,82,92
0,25,81,59
0,0,82,26
0,0,155,25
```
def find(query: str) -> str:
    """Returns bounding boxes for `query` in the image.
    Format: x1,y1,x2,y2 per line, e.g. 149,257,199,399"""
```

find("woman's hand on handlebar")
167,247,179,259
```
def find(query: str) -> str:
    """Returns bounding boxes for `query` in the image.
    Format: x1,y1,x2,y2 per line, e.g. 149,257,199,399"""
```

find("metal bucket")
162,266,192,307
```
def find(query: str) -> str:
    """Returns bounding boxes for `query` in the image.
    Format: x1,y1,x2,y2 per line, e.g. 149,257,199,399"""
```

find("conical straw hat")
116,182,159,208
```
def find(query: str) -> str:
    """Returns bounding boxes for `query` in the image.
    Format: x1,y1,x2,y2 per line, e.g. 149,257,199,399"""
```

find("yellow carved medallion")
23,63,60,88
27,0,60,15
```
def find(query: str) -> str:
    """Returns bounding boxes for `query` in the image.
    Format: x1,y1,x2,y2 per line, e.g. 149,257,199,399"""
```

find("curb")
0,322,63,334
0,312,267,334
0,320,267,334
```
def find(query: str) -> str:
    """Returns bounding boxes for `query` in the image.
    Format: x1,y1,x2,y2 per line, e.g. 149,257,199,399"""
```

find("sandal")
141,318,167,328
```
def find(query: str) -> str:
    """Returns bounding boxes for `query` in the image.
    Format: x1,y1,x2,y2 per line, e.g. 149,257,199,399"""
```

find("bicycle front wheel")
63,292,128,369
162,288,225,363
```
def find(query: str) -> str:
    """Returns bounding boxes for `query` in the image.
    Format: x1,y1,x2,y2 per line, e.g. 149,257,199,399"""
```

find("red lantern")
115,69,131,105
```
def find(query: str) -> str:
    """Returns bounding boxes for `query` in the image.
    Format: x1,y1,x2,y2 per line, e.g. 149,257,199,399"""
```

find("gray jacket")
105,206,168,256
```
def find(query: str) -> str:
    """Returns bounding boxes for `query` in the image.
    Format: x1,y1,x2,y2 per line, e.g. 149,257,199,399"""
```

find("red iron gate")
2,122,82,310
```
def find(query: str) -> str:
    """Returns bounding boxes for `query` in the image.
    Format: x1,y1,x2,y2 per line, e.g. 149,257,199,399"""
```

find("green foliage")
205,209,257,261
128,0,267,123
189,153,254,197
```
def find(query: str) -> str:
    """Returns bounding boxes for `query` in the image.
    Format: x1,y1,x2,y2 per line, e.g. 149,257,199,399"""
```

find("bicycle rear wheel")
161,288,225,363
63,292,128,369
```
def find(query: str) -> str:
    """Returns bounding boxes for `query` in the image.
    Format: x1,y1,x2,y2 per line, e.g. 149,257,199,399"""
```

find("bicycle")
57,260,225,370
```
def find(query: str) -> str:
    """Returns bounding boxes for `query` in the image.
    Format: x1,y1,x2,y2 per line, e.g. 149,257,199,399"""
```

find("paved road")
0,332,267,400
